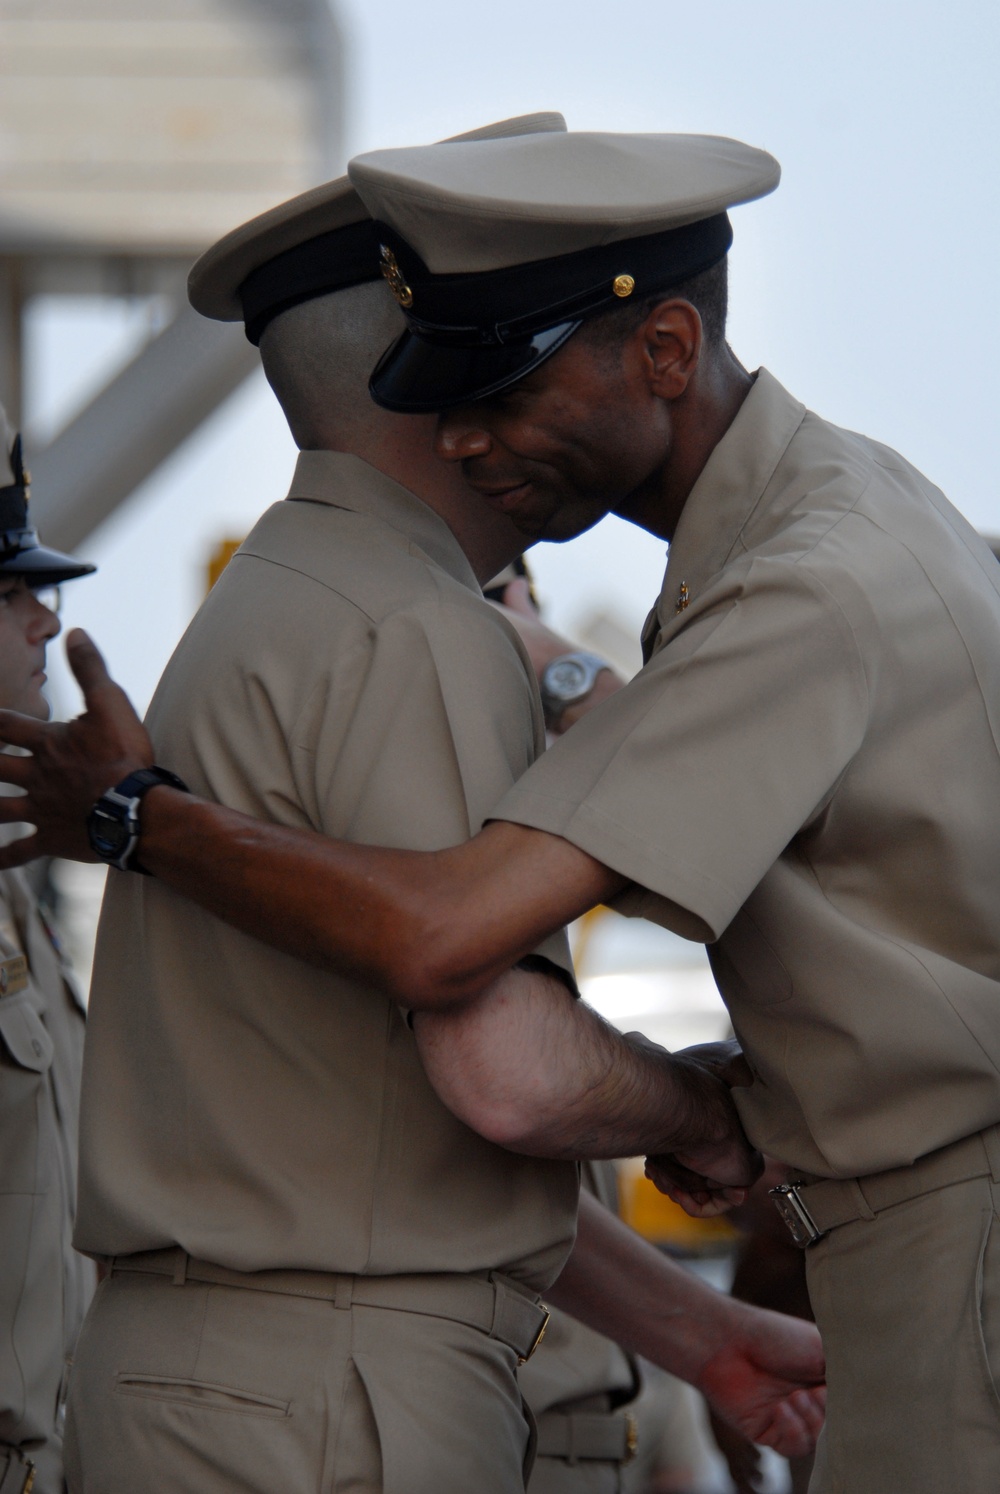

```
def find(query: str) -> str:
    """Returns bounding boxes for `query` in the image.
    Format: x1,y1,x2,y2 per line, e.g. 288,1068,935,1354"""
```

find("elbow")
413,1010,560,1151
379,916,495,1012
453,1090,553,1154
443,1063,563,1154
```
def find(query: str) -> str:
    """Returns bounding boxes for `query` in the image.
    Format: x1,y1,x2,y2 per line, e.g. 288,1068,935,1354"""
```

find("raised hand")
0,629,152,866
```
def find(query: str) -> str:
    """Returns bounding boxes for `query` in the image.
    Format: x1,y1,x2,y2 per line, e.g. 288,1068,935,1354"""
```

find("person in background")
484,557,625,738
0,406,96,1494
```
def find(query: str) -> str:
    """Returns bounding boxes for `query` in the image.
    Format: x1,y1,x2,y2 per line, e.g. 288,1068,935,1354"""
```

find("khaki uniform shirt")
77,453,578,1289
0,867,93,1469
495,368,1000,1179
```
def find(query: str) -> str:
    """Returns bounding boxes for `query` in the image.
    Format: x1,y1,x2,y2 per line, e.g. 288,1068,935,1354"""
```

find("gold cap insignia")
612,274,635,298
379,245,414,308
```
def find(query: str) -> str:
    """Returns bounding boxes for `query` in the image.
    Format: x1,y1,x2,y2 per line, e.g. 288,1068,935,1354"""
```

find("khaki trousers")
805,1170,1000,1493
64,1268,534,1493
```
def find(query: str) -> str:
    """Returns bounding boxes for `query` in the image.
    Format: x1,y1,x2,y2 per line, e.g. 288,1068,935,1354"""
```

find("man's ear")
638,299,703,401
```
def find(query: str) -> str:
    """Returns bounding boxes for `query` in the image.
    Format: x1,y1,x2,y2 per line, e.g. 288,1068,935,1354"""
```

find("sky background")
32,0,1000,721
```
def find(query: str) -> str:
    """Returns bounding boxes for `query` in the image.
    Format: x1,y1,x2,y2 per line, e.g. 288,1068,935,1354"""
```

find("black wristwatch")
86,766,189,874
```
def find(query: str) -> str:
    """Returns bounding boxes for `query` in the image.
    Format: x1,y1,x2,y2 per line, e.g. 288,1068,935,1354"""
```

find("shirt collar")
649,369,806,651
285,450,481,594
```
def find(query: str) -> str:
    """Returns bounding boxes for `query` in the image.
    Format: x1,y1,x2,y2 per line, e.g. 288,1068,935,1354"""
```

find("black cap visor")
367,213,734,412
369,320,580,413
0,536,96,586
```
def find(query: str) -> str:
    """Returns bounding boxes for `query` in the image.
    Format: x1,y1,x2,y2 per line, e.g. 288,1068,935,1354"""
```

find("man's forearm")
551,1192,825,1456
551,1190,756,1375
413,964,755,1167
0,634,625,1006
138,791,620,1008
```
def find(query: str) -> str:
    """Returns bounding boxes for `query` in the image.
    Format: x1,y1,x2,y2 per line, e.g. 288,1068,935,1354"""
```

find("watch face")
546,658,589,701
86,806,132,860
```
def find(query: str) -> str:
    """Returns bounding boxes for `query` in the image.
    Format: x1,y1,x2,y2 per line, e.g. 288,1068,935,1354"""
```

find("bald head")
259,280,404,451
256,279,528,584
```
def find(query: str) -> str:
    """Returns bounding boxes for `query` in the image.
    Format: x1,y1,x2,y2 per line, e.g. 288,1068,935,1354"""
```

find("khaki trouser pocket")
115,1374,290,1418
974,1183,1000,1411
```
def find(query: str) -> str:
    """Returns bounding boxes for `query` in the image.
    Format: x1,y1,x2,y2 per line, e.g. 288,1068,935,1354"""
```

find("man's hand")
415,978,766,1163
551,1190,824,1465
643,1038,762,1216
697,1302,825,1461
0,629,152,865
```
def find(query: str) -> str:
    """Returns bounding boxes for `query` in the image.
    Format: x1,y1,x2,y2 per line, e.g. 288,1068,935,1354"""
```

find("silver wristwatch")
540,651,611,730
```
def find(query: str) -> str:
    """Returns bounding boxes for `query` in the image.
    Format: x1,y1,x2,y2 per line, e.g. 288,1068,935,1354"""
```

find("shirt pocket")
0,991,55,1194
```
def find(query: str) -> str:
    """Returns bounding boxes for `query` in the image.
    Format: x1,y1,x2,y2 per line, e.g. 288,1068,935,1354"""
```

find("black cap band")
368,213,733,412
0,434,95,583
0,435,33,555
375,212,732,347
240,219,383,346
0,434,29,532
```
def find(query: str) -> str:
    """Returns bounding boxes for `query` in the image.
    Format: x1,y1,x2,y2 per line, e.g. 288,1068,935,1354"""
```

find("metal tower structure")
0,0,344,551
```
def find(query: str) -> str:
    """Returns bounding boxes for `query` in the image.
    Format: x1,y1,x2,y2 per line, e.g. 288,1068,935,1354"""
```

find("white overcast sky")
35,0,1000,716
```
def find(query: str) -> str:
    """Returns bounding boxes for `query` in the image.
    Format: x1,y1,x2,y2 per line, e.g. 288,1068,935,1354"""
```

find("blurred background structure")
3,4,998,1488
0,0,342,547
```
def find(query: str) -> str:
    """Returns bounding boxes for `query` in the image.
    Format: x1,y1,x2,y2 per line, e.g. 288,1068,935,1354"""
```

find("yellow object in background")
618,1158,738,1253
206,538,244,593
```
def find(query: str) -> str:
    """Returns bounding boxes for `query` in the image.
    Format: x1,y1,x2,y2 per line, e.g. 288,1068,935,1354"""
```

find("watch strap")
540,650,612,730
87,765,189,874
110,767,189,804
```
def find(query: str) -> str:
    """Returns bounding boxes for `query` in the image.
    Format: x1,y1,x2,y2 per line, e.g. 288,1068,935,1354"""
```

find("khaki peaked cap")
344,132,779,411
187,112,568,344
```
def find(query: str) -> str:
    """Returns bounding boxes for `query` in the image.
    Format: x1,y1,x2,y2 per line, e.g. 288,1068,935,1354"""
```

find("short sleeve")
492,557,870,941
291,584,577,985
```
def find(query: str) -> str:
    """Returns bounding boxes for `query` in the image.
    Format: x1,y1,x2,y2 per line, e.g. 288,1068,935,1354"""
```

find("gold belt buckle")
518,1303,550,1364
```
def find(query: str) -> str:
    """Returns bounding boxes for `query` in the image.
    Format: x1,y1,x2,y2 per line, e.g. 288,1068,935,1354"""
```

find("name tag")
0,954,28,997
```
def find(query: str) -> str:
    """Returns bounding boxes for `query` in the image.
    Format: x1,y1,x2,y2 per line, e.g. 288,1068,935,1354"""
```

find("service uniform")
495,367,1000,1491
66,453,579,1494
0,865,94,1494
522,1163,638,1494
